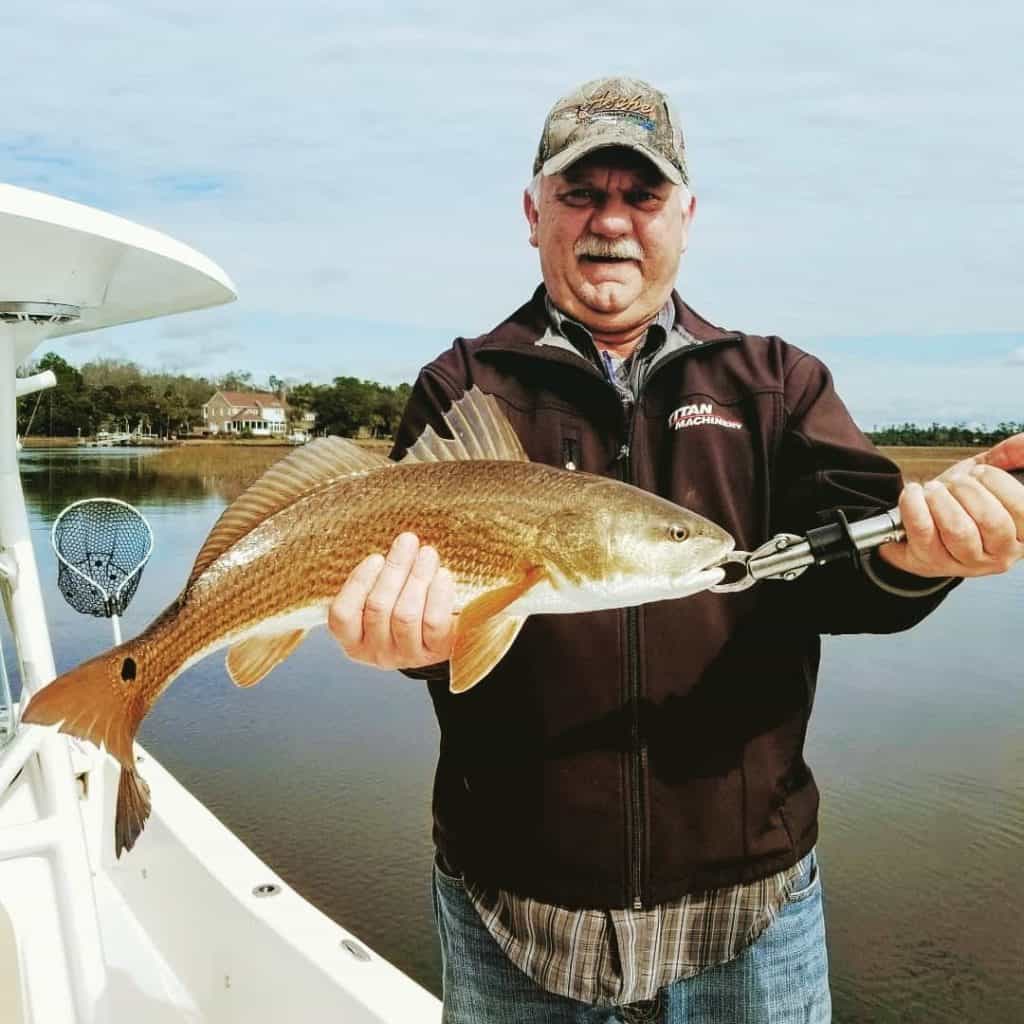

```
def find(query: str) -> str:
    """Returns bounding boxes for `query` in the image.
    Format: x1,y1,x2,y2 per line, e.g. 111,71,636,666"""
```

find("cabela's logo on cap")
575,91,657,131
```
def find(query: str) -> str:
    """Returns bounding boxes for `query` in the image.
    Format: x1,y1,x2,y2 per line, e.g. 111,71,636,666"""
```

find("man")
329,77,1024,1023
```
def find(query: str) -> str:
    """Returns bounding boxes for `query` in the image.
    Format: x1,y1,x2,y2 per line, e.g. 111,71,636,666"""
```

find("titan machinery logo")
667,402,744,432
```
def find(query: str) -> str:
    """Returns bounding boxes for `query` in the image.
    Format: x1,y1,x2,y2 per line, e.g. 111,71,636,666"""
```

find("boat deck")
0,731,440,1023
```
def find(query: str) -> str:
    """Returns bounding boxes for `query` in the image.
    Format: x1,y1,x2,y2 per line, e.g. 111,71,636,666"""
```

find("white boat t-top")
0,183,441,1023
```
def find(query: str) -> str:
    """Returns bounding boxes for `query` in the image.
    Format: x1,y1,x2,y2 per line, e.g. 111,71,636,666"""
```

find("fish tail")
115,764,152,857
22,645,153,854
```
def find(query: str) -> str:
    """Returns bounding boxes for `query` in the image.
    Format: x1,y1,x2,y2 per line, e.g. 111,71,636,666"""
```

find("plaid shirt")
456,294,801,1006
464,865,799,1005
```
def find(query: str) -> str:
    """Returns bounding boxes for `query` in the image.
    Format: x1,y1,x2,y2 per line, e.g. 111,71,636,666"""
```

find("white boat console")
0,184,440,1023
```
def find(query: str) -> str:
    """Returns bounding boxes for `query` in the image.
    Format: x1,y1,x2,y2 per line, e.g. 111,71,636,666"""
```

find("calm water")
6,448,1023,1022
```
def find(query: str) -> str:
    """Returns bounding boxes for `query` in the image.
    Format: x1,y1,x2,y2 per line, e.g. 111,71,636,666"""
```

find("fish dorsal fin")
402,387,529,464
226,629,309,688
449,566,545,693
188,438,391,587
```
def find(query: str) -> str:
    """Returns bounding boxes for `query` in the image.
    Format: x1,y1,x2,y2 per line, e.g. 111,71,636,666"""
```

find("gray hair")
527,172,542,207
526,171,693,210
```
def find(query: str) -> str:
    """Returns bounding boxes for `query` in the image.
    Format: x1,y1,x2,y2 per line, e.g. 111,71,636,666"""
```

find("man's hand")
328,532,457,670
879,433,1024,578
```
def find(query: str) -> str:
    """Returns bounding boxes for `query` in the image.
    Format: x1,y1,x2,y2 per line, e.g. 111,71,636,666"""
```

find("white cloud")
1,0,1021,390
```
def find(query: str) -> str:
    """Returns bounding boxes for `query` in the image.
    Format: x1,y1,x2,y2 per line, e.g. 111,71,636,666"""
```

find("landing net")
51,499,153,618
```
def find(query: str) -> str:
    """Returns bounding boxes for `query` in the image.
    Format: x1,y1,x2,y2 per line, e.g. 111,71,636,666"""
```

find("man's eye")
627,190,660,207
560,189,597,206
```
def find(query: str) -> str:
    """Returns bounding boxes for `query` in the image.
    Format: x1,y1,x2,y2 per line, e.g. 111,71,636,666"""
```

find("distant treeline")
19,353,1017,446
16,353,412,439
866,422,1023,446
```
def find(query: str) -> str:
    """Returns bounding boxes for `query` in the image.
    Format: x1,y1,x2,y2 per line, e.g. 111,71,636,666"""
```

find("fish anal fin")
226,629,308,688
188,439,392,587
449,567,544,694
401,387,529,465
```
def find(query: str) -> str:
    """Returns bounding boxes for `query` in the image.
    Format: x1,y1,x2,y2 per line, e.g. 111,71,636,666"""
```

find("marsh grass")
880,446,976,483
149,440,392,501
145,441,977,504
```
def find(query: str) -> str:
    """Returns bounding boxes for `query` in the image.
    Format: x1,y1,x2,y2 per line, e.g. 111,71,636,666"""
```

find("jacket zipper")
607,340,737,909
615,421,645,910
481,328,741,909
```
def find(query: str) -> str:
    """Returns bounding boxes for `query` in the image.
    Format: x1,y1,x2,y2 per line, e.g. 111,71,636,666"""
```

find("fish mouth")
666,564,728,599
693,565,727,589
675,536,734,594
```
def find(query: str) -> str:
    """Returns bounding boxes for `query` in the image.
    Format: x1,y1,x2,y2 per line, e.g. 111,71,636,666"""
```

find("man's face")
523,149,695,335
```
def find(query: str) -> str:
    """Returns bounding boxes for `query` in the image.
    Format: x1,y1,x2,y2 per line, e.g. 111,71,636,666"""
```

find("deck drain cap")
252,883,281,898
341,939,371,962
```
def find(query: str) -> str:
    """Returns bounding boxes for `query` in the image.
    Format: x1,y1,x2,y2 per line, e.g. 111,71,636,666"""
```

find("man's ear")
523,188,540,248
681,192,697,254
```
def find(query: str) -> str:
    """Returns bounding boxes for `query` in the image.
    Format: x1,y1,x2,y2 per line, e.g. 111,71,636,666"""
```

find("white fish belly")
176,601,330,677
503,568,725,617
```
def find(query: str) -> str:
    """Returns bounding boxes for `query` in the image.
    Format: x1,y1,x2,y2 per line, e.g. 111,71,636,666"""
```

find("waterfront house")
201,389,288,436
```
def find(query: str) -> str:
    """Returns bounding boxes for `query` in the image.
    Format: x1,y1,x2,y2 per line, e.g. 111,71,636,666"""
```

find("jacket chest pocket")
512,407,620,477
560,434,580,472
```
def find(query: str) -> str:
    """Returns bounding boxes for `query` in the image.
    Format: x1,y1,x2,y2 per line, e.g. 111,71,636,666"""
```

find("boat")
0,183,441,1022
82,431,128,448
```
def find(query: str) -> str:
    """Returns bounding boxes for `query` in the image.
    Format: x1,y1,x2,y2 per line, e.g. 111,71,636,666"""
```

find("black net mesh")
53,500,152,618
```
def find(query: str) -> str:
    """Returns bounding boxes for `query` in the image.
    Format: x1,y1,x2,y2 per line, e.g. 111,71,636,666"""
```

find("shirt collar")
543,292,675,365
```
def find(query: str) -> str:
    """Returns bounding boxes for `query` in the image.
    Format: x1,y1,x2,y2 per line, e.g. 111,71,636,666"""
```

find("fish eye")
669,524,689,542
121,657,137,682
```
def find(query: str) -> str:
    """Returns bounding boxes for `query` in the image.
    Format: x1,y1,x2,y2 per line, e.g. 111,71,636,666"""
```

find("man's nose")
588,198,632,237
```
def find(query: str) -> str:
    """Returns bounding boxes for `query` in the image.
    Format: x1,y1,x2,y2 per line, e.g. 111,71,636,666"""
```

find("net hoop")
51,498,154,619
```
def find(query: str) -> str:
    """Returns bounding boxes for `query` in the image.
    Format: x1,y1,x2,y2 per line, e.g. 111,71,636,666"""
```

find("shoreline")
18,438,977,487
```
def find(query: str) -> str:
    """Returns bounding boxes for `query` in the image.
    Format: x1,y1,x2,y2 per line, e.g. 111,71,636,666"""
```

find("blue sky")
2,1,1021,427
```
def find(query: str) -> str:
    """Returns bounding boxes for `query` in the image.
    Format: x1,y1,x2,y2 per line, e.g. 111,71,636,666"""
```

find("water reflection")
6,449,1023,1020
18,447,212,516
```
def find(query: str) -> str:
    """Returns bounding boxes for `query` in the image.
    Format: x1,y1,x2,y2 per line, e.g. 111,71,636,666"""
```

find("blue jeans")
432,849,831,1023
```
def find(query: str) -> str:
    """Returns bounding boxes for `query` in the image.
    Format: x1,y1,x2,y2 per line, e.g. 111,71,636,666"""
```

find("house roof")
207,390,286,409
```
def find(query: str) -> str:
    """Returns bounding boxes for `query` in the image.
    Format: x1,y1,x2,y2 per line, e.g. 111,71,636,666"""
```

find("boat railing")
0,181,440,1023
0,358,111,1021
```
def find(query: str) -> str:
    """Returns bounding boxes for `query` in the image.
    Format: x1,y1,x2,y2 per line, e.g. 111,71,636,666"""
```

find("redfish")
23,388,733,855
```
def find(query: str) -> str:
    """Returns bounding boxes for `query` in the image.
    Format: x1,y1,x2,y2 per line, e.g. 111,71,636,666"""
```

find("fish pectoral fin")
450,617,525,695
226,629,309,688
449,566,545,694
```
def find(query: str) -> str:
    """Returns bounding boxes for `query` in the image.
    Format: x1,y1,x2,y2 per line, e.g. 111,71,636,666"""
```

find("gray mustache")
574,236,645,260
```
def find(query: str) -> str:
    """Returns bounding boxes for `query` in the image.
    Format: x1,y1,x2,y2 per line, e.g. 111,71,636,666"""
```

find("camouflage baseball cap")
533,76,688,186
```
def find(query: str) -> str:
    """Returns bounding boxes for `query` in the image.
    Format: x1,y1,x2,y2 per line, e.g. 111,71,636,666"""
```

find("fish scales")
126,460,603,707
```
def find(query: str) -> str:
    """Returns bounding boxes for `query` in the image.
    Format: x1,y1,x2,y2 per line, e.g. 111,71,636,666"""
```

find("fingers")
328,533,456,670
947,469,1019,563
422,564,457,659
362,533,422,656
328,552,386,651
390,543,443,653
970,464,1024,545
973,432,1024,475
884,469,1024,578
